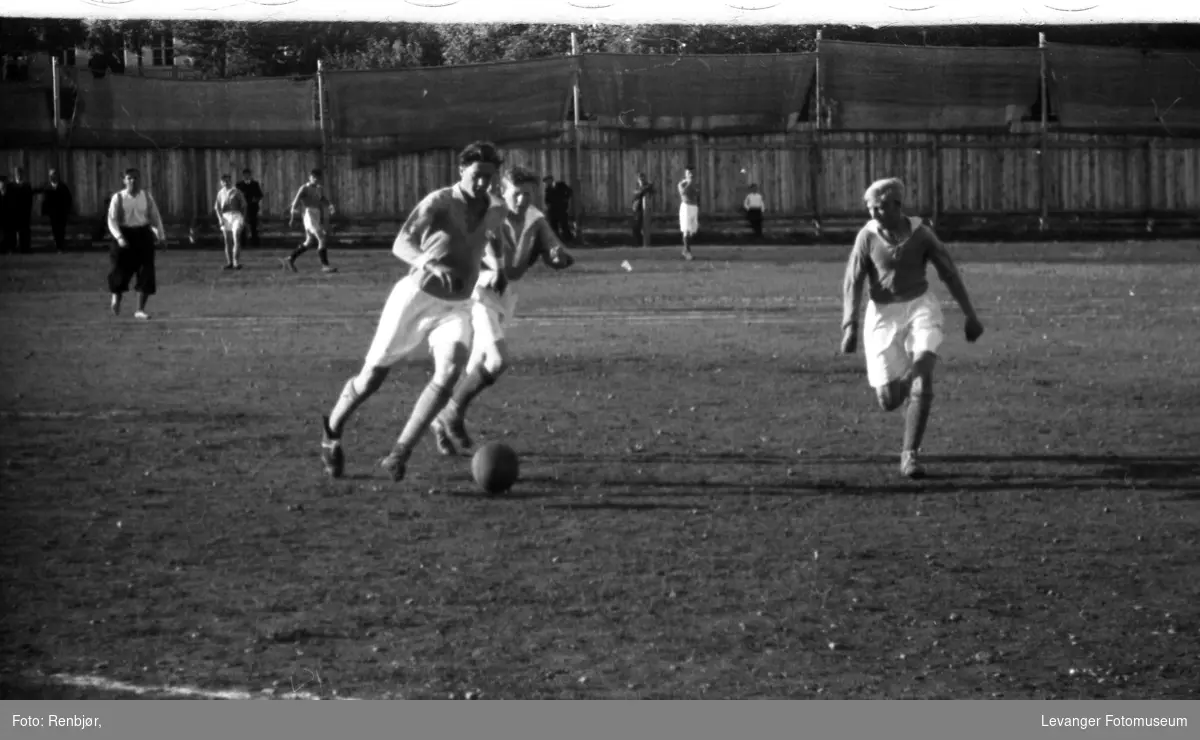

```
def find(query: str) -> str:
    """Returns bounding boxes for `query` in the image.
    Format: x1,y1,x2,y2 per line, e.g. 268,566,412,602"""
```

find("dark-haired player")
319,142,509,482
107,168,167,320
840,177,984,479
283,168,337,273
432,165,575,456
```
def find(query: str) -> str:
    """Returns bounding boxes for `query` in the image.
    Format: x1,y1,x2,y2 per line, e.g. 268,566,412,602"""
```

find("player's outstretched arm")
288,186,305,223
106,193,124,243
147,193,167,245
840,236,868,354
928,236,984,342
537,219,574,270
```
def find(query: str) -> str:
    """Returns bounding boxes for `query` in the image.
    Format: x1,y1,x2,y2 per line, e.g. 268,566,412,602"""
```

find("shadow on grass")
518,454,1200,498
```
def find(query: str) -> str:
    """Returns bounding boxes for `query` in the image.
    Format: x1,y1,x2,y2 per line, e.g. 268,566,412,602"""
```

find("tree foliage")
5,18,1200,80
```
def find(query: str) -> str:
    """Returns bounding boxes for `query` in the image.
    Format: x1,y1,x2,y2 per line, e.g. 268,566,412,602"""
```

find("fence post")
930,136,940,228
1145,138,1155,232
810,29,823,234
571,32,584,243
317,59,331,214
1038,32,1049,231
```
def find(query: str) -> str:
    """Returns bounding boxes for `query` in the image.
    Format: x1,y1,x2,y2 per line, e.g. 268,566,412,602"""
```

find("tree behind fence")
1,41,1198,222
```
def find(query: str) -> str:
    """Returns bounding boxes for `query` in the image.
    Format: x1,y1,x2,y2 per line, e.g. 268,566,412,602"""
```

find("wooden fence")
4,127,1198,227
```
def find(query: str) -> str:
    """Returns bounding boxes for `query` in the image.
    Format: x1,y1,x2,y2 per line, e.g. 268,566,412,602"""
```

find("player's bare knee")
483,342,509,377
433,343,470,386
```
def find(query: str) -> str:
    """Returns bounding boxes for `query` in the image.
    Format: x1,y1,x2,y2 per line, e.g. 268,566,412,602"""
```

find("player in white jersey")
213,174,247,270
431,165,575,456
319,142,508,482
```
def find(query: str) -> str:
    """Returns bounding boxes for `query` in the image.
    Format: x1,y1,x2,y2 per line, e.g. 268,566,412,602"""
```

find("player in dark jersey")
319,142,508,483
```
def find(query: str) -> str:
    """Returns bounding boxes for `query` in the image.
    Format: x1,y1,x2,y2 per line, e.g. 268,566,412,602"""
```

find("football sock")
903,392,933,453
393,381,453,455
447,366,497,419
317,248,330,267
328,377,366,436
289,244,308,262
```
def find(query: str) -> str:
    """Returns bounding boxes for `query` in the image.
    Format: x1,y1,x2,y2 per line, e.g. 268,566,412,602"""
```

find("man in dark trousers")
0,175,11,253
542,175,574,242
41,168,73,252
107,168,167,320
631,172,654,246
235,168,264,246
9,167,35,253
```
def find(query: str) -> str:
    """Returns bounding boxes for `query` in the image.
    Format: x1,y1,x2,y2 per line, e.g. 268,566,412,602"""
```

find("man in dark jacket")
0,175,11,253
542,175,574,242
631,172,654,247
8,167,35,253
41,168,74,252
235,168,265,246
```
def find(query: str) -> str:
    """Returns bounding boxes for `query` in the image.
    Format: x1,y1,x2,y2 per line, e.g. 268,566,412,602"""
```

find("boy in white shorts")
840,177,984,478
284,168,338,273
319,142,509,482
677,165,699,261
214,174,247,270
431,165,576,456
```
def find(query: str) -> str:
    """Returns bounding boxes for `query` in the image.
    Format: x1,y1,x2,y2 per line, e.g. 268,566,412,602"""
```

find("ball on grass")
471,442,520,495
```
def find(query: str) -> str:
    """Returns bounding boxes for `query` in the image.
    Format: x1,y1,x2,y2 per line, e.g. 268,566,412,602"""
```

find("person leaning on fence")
631,173,654,247
677,166,700,261
236,169,264,246
41,168,73,253
107,168,167,320
744,183,765,239
215,173,247,270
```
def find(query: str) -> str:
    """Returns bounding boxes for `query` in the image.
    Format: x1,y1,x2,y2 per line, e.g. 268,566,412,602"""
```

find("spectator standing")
41,168,74,252
631,173,654,247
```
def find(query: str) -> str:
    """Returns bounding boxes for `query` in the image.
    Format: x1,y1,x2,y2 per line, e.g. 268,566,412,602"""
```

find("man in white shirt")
107,168,167,319
743,183,765,239
214,174,247,270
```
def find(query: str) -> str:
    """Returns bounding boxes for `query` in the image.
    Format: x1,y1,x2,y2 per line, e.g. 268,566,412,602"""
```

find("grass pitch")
1,241,1198,700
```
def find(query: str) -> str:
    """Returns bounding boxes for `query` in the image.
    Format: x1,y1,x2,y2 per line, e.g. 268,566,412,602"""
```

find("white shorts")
470,284,520,349
302,207,325,238
363,274,474,368
220,212,244,233
863,291,945,388
679,204,699,235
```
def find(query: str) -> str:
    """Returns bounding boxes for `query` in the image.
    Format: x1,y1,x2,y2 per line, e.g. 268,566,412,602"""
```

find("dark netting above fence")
578,53,814,135
68,73,320,148
1047,43,1200,134
821,41,1042,131
324,57,576,153
0,83,56,146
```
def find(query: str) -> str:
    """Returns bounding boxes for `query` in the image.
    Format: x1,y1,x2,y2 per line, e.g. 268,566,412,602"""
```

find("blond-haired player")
840,177,984,478
284,168,338,273
319,142,508,482
431,165,575,456
214,173,247,270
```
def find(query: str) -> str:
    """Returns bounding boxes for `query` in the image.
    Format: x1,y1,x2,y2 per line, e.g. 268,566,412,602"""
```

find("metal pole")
52,55,61,132
811,29,824,233
571,32,583,242
317,59,331,214
1039,32,1049,231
